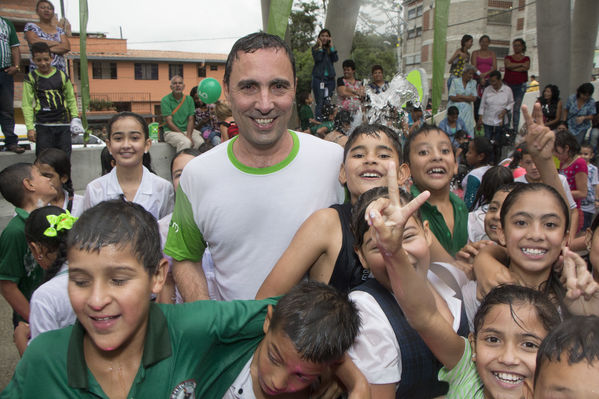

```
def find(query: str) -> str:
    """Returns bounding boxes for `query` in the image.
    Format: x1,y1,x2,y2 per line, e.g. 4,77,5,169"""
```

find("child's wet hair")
473,285,560,338
30,42,51,57
0,163,33,208
269,281,361,364
67,199,162,274
107,111,149,140
25,205,70,281
555,130,580,158
534,316,599,385
343,123,403,163
470,136,494,165
351,186,419,249
470,166,513,211
35,148,74,197
403,124,453,164
100,147,115,175
170,148,201,176
500,183,569,234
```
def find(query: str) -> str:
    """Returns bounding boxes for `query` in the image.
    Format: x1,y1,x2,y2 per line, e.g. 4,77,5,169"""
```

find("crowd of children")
1,35,599,398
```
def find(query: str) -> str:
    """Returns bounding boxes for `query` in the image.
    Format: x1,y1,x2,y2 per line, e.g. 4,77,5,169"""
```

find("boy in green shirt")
22,42,79,157
0,163,56,327
2,200,366,398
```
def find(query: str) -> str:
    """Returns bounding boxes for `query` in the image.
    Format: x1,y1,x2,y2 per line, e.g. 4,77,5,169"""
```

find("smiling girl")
82,112,173,219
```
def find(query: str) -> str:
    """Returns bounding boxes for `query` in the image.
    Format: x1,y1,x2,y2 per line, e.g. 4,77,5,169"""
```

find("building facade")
401,0,539,97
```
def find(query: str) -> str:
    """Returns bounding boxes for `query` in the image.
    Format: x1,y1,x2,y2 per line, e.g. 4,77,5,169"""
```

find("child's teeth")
522,248,546,255
493,372,523,384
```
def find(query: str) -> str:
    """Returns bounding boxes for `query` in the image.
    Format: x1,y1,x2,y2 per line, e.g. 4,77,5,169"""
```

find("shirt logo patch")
170,379,196,399
170,221,180,233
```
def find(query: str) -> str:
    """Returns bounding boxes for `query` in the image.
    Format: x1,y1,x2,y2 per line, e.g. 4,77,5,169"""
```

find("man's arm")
8,45,20,75
165,115,183,133
0,281,30,321
186,115,194,138
172,260,209,301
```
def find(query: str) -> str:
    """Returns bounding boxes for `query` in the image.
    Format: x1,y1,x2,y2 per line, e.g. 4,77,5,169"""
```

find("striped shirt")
0,17,19,69
438,337,484,398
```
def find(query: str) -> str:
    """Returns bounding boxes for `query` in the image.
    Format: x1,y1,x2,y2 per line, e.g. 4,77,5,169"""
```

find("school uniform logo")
170,379,196,399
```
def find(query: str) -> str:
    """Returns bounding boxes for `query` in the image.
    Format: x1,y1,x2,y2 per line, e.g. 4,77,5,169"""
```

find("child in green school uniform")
0,163,56,328
2,200,366,399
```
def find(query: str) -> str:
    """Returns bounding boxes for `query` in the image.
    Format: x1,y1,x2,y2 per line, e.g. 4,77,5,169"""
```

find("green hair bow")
44,211,78,237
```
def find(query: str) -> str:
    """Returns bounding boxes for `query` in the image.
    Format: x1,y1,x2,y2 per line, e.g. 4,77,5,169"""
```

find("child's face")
339,133,408,203
32,52,52,74
484,190,510,243
471,303,547,399
28,164,57,203
521,154,540,182
580,147,593,164
498,191,567,284
465,141,479,167
171,153,195,192
534,354,599,398
36,163,67,196
408,130,457,192
357,216,431,290
68,244,165,353
306,95,313,105
107,117,151,168
255,308,328,395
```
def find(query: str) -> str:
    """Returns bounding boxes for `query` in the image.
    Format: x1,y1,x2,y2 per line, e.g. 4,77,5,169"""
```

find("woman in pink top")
472,35,496,84
504,38,530,131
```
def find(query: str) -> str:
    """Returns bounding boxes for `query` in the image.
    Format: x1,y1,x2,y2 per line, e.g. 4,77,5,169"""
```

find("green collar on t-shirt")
227,130,300,175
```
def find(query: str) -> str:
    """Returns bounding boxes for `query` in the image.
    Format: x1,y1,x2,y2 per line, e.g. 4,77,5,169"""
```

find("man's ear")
223,82,230,101
263,304,274,334
338,163,347,186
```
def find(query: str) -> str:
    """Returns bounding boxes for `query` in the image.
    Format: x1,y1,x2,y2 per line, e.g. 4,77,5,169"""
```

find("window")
198,65,206,78
405,54,421,66
416,27,422,37
169,64,183,80
73,60,80,81
92,62,117,79
489,46,510,59
487,8,512,25
408,8,416,19
416,5,423,16
407,27,422,39
210,64,218,71
134,63,158,80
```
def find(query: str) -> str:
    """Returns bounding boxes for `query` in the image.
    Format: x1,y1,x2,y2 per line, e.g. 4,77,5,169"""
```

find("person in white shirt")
477,70,514,144
82,112,174,220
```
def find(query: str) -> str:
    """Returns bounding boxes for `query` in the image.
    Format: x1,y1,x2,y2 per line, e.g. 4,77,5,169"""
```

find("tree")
288,1,321,98
351,31,398,82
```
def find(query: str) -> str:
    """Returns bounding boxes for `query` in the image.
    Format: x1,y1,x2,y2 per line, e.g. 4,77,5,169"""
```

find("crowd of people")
0,5,599,398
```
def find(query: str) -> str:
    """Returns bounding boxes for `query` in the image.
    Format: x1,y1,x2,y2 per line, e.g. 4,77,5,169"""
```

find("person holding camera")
311,29,338,121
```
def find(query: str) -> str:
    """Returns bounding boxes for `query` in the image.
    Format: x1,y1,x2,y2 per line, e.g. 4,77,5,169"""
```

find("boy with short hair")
404,124,467,260
579,144,599,230
533,315,599,398
0,163,56,326
2,200,365,398
256,124,410,298
22,42,79,157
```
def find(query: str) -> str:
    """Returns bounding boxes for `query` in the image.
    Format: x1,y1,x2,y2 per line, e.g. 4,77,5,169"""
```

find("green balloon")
197,78,222,104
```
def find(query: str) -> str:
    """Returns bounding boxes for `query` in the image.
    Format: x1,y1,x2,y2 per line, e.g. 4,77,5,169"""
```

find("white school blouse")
82,166,174,219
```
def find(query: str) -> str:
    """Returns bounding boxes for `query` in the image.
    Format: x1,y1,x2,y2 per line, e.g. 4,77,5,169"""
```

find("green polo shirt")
160,93,195,132
410,185,468,257
2,299,277,398
0,208,44,323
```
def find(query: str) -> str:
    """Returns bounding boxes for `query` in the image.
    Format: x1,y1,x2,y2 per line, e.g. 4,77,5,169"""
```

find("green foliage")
294,48,314,98
351,31,398,82
288,1,320,51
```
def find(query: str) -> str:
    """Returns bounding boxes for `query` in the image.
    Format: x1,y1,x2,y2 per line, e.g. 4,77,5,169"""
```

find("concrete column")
261,0,270,31
570,0,599,92
536,0,571,97
324,0,362,78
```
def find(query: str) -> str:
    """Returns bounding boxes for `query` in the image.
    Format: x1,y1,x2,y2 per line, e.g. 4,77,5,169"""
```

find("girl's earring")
471,353,476,362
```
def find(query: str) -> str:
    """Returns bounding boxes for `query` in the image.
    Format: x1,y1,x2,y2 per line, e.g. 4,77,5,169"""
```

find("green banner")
79,0,90,143
432,0,450,115
267,0,293,39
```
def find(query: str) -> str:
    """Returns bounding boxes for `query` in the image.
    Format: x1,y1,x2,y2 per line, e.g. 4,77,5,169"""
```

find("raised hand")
522,103,554,161
365,162,430,258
